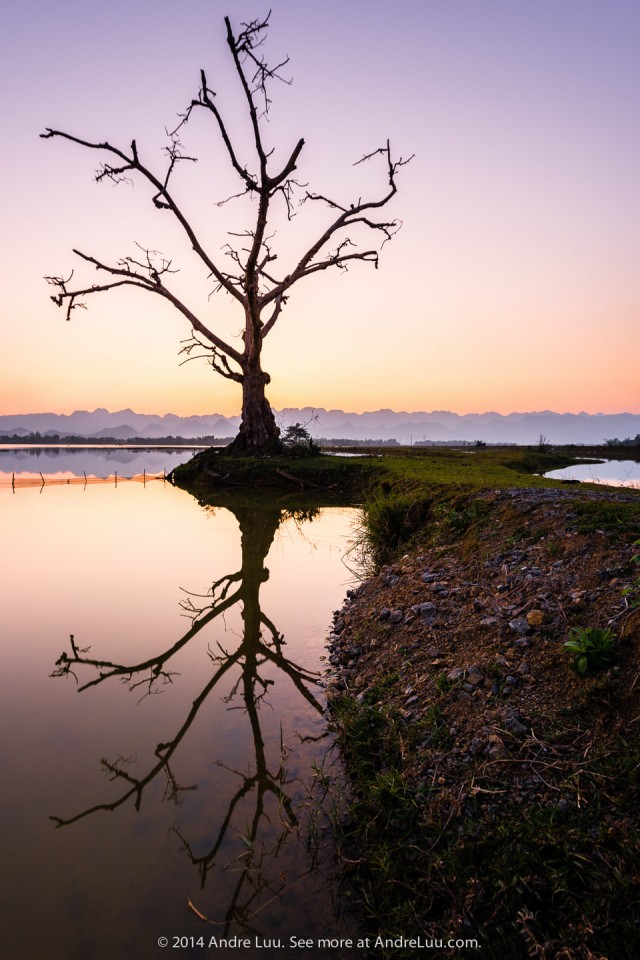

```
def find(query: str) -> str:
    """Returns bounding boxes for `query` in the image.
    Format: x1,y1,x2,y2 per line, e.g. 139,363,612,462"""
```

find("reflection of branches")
52,566,244,693
179,570,243,621
50,644,245,826
49,501,329,933
172,676,306,933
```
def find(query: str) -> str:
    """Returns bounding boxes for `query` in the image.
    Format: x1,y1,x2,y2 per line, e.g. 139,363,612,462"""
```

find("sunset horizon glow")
1,0,638,420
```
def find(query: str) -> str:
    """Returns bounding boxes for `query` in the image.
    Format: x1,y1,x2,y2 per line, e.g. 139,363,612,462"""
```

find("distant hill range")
1,406,639,445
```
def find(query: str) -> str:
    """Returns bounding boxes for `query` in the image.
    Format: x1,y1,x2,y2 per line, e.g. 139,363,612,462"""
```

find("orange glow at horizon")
1,0,639,420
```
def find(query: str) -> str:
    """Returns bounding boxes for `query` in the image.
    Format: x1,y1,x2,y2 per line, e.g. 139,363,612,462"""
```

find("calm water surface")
0,443,205,478
543,458,640,488
0,449,361,959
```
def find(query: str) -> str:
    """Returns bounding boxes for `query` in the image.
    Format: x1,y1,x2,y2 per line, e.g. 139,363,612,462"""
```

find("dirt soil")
324,486,640,958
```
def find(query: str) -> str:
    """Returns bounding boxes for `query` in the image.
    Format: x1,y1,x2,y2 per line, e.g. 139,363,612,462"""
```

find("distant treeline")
0,433,233,446
320,437,400,446
3,433,639,451
604,435,640,447
1,433,406,448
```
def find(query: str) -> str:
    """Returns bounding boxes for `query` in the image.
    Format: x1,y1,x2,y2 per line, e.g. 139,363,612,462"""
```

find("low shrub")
564,626,616,674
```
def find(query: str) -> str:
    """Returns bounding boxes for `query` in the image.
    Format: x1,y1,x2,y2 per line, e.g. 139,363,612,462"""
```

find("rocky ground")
323,486,640,958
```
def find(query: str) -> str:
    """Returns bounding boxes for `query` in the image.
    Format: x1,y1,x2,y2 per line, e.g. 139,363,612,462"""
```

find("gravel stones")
480,616,498,627
526,609,544,626
324,484,639,816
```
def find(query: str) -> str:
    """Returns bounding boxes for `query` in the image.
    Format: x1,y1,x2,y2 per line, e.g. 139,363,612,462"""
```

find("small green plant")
564,626,616,674
447,505,477,533
280,422,320,457
434,671,453,694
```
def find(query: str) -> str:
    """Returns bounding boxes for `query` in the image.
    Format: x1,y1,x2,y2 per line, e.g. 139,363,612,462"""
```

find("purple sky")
1,0,639,416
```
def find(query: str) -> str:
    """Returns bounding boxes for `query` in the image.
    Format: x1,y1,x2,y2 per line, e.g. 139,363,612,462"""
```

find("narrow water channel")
0,450,361,959
543,458,639,488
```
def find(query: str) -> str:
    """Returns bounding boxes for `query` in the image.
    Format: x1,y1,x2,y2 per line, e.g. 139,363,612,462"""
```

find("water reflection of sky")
0,444,204,478
1,456,360,958
544,459,640,488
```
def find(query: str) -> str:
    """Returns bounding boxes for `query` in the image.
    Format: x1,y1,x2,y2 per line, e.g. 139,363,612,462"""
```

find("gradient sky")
1,0,638,417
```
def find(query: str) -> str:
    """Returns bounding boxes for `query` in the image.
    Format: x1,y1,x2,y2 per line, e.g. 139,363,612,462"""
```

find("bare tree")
42,13,411,454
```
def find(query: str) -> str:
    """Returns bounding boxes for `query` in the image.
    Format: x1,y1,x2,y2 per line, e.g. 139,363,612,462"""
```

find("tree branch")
173,71,260,192
261,291,287,337
40,128,246,306
179,334,244,383
46,248,246,368
41,16,410,429
260,141,411,317
225,15,270,180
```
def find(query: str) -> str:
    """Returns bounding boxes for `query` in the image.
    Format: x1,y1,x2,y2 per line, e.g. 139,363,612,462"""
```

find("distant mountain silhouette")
1,407,638,445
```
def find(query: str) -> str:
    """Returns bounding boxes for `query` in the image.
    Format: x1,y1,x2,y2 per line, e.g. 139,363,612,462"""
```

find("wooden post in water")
143,468,146,487
83,470,87,491
12,472,15,492
115,471,118,487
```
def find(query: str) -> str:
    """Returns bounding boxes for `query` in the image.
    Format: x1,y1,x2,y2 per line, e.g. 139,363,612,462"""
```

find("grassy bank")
169,442,595,500
326,480,640,959
172,444,640,957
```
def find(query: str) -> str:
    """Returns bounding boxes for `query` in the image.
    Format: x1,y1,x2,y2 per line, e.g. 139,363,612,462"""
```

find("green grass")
572,499,640,538
171,444,592,498
169,447,381,494
318,449,640,957
329,691,640,959
171,442,640,956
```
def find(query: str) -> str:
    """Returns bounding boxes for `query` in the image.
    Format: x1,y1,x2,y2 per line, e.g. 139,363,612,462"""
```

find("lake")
0,448,362,959
543,458,640,488
0,443,206,479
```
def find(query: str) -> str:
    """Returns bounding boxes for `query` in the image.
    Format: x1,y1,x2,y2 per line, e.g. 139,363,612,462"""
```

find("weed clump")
363,493,431,565
564,626,616,674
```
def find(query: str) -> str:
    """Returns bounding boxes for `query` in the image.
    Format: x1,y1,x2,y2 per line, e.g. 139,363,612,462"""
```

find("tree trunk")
227,363,281,455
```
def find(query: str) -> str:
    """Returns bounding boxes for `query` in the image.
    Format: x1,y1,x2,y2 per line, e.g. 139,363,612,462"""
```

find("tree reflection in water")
50,498,346,936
